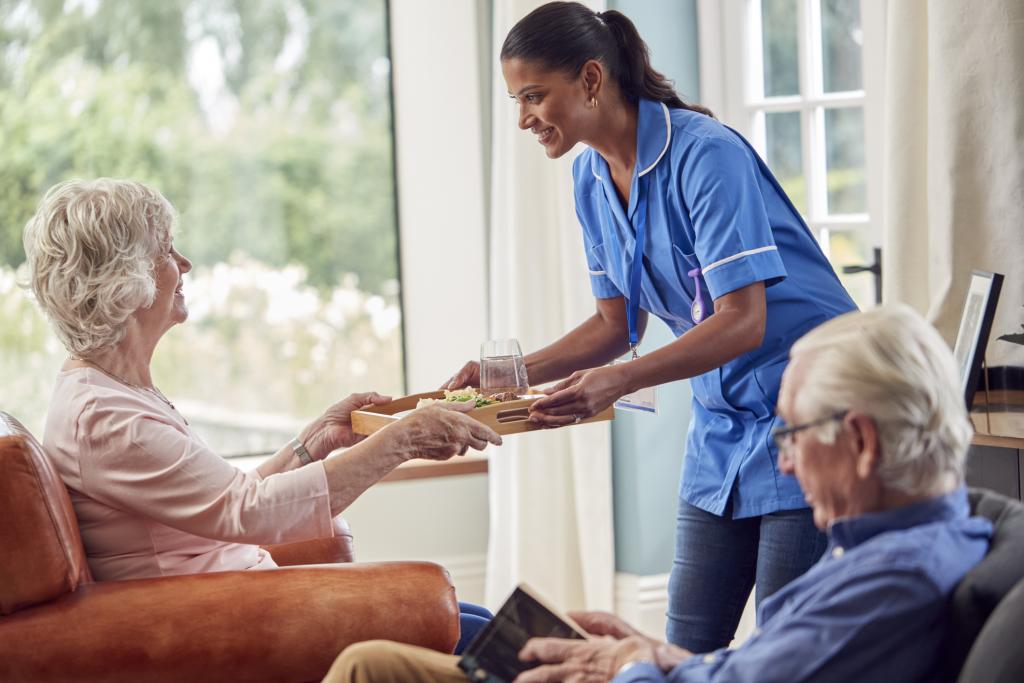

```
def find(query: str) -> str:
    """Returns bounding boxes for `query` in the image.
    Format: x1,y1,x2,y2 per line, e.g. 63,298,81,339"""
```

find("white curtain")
883,0,1024,360
484,0,615,612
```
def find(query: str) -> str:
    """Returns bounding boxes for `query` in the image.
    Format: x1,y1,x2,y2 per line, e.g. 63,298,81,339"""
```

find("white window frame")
697,0,886,261
390,0,489,392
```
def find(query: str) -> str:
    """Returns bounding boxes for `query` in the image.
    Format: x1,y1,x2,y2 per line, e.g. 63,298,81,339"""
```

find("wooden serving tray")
351,390,615,436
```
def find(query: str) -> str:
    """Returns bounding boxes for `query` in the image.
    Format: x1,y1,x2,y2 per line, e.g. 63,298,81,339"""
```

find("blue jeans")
666,498,826,653
455,601,493,655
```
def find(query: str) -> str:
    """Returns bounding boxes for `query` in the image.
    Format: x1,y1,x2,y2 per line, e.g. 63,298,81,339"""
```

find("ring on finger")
573,414,582,424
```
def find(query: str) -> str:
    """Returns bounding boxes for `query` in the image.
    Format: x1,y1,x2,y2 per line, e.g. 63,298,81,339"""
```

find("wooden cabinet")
967,413,1024,501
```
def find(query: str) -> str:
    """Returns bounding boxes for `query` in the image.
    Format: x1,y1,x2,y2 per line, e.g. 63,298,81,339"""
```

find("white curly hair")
790,304,972,496
23,178,176,356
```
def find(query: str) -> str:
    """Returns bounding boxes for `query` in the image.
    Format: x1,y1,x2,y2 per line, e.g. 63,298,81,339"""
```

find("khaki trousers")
324,640,466,683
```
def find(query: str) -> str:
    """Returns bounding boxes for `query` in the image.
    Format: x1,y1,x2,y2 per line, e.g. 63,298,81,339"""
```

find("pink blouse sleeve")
75,398,334,545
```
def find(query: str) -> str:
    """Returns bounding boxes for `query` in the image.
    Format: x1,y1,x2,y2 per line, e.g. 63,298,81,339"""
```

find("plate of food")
350,387,614,436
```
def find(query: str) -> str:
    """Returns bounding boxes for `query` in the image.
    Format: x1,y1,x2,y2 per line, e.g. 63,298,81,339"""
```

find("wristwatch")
288,437,314,466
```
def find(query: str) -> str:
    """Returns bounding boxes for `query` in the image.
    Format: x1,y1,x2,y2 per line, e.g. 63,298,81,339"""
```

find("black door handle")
840,247,882,306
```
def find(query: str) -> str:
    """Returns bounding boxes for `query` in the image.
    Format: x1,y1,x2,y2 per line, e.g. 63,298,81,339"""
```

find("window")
0,0,403,454
698,0,886,309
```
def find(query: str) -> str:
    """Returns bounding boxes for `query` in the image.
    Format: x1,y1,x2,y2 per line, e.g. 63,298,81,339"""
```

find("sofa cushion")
957,577,1024,682
931,488,1024,682
0,413,91,615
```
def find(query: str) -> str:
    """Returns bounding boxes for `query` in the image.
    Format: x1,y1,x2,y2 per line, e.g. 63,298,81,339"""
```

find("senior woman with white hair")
23,178,501,652
327,304,993,683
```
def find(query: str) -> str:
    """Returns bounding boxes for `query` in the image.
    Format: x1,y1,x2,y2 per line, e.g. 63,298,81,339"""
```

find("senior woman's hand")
389,404,502,460
319,403,502,517
300,392,393,460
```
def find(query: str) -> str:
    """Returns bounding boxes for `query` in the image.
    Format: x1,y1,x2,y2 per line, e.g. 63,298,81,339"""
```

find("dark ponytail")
500,1,713,118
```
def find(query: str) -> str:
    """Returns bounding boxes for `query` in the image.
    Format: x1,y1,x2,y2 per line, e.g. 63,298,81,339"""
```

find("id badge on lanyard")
614,174,659,415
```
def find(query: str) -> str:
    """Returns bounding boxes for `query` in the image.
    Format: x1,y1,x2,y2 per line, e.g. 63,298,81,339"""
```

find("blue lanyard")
626,175,649,357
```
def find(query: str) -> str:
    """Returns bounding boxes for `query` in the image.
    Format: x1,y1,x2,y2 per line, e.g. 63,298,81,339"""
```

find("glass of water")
480,338,530,395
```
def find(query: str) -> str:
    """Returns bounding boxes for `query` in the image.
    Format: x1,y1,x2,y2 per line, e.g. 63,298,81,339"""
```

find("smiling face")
137,235,192,339
502,58,598,159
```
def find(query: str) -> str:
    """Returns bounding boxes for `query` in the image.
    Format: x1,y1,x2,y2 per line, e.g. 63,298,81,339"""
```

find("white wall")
390,0,489,392
341,474,489,604
365,0,491,602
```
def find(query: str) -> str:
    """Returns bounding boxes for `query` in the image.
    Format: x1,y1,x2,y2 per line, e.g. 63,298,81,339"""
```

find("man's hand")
514,635,658,683
567,611,644,640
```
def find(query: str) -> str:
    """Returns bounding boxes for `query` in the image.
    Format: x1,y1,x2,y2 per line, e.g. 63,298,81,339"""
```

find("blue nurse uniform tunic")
573,98,857,519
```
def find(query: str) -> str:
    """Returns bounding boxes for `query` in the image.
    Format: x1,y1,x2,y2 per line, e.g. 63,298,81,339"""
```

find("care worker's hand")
528,364,629,427
389,404,502,460
443,360,480,390
300,392,393,459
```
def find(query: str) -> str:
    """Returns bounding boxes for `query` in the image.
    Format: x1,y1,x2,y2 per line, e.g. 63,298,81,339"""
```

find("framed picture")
952,270,1004,409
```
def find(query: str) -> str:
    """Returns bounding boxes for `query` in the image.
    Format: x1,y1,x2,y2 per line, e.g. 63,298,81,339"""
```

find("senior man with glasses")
326,305,992,683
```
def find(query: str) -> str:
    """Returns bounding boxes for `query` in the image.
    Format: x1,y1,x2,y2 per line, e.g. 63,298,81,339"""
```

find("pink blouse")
43,367,334,581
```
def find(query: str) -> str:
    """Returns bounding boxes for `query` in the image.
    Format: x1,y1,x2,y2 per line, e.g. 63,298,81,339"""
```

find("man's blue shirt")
614,487,992,683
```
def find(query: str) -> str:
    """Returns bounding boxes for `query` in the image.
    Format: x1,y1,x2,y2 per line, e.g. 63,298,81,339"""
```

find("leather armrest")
0,561,458,682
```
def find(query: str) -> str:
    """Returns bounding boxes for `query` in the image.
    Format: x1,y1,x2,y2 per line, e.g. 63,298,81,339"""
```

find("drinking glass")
480,338,530,395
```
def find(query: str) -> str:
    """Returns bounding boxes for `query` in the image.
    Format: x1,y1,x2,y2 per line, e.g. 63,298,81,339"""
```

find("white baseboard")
614,571,756,646
614,571,671,639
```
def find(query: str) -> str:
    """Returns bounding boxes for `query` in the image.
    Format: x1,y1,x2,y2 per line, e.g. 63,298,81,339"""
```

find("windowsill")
228,451,489,481
380,453,488,482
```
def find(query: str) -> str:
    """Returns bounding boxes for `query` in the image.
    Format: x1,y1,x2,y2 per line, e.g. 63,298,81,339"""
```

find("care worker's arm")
524,296,647,385
528,282,765,426
445,296,646,389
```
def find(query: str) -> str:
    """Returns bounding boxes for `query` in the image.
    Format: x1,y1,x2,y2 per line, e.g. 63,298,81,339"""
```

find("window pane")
765,111,807,214
0,1,403,451
824,107,867,214
821,0,863,93
761,0,800,97
827,231,876,310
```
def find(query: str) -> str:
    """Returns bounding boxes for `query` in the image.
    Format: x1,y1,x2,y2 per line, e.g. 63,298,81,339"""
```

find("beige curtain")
484,0,615,612
883,0,1024,362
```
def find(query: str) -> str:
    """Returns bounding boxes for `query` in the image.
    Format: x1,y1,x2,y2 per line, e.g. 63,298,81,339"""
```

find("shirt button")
832,546,845,558
703,654,716,664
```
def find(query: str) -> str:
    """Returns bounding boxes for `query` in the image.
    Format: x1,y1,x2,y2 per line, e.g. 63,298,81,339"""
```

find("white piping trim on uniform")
588,269,607,276
701,246,779,274
637,102,672,177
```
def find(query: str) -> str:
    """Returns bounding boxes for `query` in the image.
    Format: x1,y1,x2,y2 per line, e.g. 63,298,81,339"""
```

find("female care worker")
447,1,858,653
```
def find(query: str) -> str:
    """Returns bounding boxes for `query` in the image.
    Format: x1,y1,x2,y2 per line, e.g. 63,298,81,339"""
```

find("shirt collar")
635,98,672,177
828,486,970,550
589,98,672,182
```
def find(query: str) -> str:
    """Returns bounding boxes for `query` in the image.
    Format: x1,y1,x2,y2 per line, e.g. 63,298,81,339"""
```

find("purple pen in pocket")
688,268,707,324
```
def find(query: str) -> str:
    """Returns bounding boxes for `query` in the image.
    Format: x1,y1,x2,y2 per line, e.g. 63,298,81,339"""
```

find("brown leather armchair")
0,411,459,682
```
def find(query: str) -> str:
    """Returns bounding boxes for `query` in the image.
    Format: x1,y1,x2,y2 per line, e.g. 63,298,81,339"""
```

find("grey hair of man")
23,178,176,357
789,304,972,497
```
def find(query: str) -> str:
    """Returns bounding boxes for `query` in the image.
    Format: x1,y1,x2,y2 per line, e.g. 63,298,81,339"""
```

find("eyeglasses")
772,410,848,455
